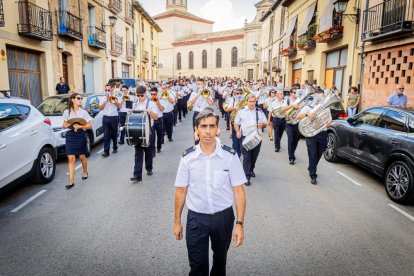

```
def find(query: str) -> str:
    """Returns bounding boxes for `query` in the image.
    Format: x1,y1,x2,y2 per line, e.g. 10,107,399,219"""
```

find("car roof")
0,97,32,105
367,106,414,116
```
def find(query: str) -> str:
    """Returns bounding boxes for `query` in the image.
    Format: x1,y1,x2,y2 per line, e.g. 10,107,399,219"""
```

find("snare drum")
242,130,263,151
126,111,151,147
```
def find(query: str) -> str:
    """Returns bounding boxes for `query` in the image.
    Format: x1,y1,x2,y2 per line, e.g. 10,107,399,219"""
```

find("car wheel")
85,132,92,157
385,161,414,204
33,147,56,184
324,133,340,162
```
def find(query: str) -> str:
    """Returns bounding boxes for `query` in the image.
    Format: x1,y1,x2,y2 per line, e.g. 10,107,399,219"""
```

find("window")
202,50,207,68
280,8,285,36
231,47,238,67
269,16,274,44
177,53,181,70
151,28,153,40
248,69,254,81
355,108,384,126
189,51,194,69
16,105,30,117
141,17,144,32
325,48,348,95
278,42,283,68
216,49,222,68
122,63,130,78
88,97,99,112
0,104,24,131
409,119,414,133
378,110,408,132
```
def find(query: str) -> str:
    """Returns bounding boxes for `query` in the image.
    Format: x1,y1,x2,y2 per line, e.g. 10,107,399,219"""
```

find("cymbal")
67,118,87,126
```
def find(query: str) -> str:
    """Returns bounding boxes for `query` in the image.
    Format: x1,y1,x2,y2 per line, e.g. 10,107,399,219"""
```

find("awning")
298,2,317,36
318,0,335,33
283,15,298,49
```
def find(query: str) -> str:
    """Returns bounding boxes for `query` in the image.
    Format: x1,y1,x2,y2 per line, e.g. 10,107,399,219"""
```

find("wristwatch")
236,221,244,227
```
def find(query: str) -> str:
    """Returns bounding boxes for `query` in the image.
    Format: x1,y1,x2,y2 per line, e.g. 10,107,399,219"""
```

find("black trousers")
286,123,300,161
272,117,286,150
118,112,127,143
178,99,186,120
306,131,328,179
192,111,200,129
231,124,242,157
218,97,225,115
186,207,235,276
173,104,178,124
163,111,174,140
102,115,118,154
134,144,153,178
241,139,262,181
150,119,164,155
184,94,190,116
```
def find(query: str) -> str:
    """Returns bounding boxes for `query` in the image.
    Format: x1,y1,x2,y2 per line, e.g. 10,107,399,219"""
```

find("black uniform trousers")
118,112,127,143
186,207,235,276
163,111,174,140
184,94,190,117
102,115,118,154
241,138,262,181
231,124,242,157
192,111,200,129
218,96,225,116
272,117,286,150
134,144,153,178
178,98,186,121
286,123,300,161
305,131,328,179
150,119,164,155
173,104,178,125
225,112,230,129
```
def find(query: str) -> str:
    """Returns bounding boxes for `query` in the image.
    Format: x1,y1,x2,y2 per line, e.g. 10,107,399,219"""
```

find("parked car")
107,78,141,92
324,106,414,204
0,97,57,190
37,93,105,157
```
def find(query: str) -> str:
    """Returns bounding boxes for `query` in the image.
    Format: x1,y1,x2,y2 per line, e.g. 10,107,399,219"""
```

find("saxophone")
230,91,251,123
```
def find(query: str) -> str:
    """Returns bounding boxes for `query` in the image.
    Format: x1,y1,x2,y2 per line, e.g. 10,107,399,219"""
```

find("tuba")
230,91,251,123
298,91,342,137
285,88,315,125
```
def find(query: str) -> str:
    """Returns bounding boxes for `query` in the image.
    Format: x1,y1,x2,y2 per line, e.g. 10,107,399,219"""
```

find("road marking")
388,204,414,222
336,171,362,186
97,148,104,154
66,164,82,175
10,190,47,213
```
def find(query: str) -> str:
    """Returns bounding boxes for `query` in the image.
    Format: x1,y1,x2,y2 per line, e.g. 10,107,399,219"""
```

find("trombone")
108,88,118,104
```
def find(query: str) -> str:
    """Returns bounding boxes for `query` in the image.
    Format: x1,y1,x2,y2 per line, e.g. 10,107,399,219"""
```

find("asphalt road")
0,109,413,275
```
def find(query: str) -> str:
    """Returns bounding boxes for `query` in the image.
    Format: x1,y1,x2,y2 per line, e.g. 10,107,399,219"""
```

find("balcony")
0,0,4,27
109,0,122,14
280,36,297,58
272,59,281,73
58,10,83,41
125,2,134,26
17,1,53,41
362,0,414,42
88,26,106,49
126,41,134,61
110,34,123,56
142,51,149,63
315,13,343,43
298,23,317,50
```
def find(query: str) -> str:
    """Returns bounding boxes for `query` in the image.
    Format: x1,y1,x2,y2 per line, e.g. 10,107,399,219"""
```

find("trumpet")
122,95,131,102
200,89,210,98
161,91,169,99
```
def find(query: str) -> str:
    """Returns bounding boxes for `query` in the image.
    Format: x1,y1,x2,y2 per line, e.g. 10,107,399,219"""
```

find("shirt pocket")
213,170,230,188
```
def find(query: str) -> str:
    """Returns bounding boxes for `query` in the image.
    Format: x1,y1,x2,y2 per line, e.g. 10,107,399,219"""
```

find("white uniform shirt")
99,97,119,116
62,108,92,122
153,100,163,118
132,99,158,127
276,82,284,90
234,107,267,136
189,92,212,112
118,95,133,113
267,98,286,118
256,88,268,105
264,97,275,107
175,141,247,214
159,91,175,113
176,85,190,99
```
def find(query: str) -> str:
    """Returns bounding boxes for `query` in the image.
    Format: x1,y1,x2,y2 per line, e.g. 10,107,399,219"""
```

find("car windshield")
38,97,87,116
108,79,137,88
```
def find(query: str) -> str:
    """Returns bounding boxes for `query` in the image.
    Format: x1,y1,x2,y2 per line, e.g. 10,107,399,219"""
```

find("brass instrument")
200,89,210,98
230,91,251,123
285,89,315,125
161,91,169,99
222,101,229,111
122,95,131,102
271,101,286,118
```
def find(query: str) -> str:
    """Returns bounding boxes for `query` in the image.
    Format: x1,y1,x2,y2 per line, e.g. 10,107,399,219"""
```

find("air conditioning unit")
57,40,65,49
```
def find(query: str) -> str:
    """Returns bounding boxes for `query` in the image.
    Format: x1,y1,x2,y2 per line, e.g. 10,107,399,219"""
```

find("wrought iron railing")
109,0,122,14
111,34,123,55
17,1,53,40
126,41,134,60
88,26,106,49
125,1,134,25
0,0,4,27
58,9,83,40
362,0,414,41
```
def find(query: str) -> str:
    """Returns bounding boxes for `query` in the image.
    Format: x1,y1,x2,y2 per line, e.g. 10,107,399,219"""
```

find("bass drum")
126,111,151,147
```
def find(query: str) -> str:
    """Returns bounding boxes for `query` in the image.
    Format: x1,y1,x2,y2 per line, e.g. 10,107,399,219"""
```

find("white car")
0,97,57,189
37,94,106,157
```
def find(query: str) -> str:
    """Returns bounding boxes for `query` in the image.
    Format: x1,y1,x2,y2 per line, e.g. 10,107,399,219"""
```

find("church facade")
154,0,273,80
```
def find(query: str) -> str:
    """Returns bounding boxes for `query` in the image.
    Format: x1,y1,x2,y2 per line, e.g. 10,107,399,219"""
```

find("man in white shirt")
159,84,176,142
149,87,165,156
176,79,190,122
256,83,268,113
130,86,159,182
187,79,213,128
118,85,133,145
267,90,286,152
234,94,267,186
174,109,246,276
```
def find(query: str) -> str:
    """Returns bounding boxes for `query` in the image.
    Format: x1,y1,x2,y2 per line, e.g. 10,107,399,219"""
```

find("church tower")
166,0,188,12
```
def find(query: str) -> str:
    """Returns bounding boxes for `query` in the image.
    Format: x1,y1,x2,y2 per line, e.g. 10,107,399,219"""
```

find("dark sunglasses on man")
137,94,145,97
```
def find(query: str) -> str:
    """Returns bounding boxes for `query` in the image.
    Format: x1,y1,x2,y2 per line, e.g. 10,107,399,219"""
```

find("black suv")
324,106,414,204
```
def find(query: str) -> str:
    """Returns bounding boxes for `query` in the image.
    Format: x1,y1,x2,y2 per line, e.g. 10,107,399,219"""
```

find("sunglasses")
399,88,404,90
75,97,83,100
105,89,111,92
137,94,145,97
291,92,296,94
151,94,157,96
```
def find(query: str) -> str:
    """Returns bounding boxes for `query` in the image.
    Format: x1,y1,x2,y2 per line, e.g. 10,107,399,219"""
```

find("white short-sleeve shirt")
99,97,119,116
189,92,212,112
132,99,158,127
234,107,267,136
159,91,175,113
62,108,92,123
267,98,286,117
175,141,247,214
118,95,134,113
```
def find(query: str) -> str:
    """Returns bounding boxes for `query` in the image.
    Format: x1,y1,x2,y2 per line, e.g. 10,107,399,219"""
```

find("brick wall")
362,44,414,110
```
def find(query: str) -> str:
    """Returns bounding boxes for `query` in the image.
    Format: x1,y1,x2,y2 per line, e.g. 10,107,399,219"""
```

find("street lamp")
103,15,117,28
333,0,360,24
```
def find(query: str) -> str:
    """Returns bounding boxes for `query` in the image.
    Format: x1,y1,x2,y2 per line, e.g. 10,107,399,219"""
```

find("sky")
138,0,260,32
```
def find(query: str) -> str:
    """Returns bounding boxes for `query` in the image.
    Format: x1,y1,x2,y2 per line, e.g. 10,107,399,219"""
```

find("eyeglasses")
75,97,83,100
399,88,404,90
290,92,296,94
105,89,111,92
137,94,145,97
151,94,157,96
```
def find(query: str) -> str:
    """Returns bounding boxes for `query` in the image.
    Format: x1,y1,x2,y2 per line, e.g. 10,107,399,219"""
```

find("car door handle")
30,130,38,135
0,144,6,150
359,132,367,136
389,140,399,145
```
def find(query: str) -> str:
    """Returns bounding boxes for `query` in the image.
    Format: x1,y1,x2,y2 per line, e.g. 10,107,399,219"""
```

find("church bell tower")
166,0,188,12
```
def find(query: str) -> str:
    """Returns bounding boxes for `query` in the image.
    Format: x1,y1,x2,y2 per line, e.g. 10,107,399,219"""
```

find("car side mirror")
89,108,100,117
347,117,356,125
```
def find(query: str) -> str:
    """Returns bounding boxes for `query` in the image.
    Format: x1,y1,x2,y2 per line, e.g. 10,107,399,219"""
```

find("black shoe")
119,141,125,145
289,160,295,165
102,153,109,158
169,139,173,142
173,123,177,126
147,171,153,176
311,178,317,185
244,180,251,186
82,173,88,180
66,183,75,189
179,120,182,122
275,148,280,152
157,149,161,153
250,171,256,177
226,127,230,130
130,177,142,182
113,149,118,154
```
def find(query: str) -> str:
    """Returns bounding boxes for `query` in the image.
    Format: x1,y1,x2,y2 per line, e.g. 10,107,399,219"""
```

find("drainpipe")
78,0,85,92
132,19,136,78
359,0,369,102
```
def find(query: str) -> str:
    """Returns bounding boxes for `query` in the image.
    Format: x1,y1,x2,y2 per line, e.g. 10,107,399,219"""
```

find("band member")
267,90,286,152
296,99,331,185
149,87,165,156
62,93,92,189
264,89,276,140
187,79,213,128
174,109,246,276
171,81,179,126
222,82,234,130
176,79,190,122
99,84,121,158
256,83,268,113
130,86,159,182
224,87,244,157
281,88,301,164
234,94,267,186
118,85,133,145
159,84,175,142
